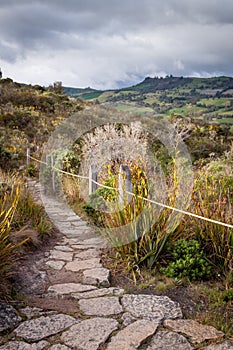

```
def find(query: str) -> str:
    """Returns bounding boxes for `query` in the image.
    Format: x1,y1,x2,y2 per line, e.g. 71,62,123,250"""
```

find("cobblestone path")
0,180,232,350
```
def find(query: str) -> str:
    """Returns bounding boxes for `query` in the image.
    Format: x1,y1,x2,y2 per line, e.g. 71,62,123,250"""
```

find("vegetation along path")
0,180,232,350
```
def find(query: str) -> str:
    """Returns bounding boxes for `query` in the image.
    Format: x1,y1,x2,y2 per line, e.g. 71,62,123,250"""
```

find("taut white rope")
29,155,233,229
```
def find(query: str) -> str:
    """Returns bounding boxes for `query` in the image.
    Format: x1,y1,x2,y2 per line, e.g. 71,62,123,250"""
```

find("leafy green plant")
95,175,118,202
0,184,28,295
82,175,118,226
82,193,105,227
193,284,233,337
0,169,55,297
161,239,211,281
185,161,233,276
15,188,53,238
41,150,80,194
27,163,37,177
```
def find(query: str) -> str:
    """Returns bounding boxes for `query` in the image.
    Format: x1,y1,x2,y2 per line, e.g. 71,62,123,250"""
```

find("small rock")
164,319,224,344
83,267,110,287
46,261,65,270
0,304,22,332
121,294,182,322
72,287,124,299
48,283,97,295
147,331,194,350
61,317,119,350
0,340,49,349
106,319,158,350
54,246,73,252
65,258,101,271
14,314,77,342
203,341,233,349
48,251,73,261
79,297,123,316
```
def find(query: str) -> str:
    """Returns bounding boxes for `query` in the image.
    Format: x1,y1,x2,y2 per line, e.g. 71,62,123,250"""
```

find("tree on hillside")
0,68,2,79
48,81,63,94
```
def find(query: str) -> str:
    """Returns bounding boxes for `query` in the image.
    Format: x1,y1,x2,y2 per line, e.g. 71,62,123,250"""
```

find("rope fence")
28,154,233,229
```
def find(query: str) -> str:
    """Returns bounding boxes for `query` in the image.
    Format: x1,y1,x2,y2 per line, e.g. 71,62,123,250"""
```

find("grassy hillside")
0,78,88,170
1,75,232,171
63,86,103,100
64,76,233,126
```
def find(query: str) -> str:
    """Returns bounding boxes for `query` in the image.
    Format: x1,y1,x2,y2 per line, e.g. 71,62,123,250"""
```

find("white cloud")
0,0,233,88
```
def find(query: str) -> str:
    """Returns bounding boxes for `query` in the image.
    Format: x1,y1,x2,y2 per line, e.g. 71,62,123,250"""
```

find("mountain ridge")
63,75,233,100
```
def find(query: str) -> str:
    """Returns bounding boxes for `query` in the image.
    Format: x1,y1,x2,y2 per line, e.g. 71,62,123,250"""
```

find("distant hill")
63,86,103,100
64,75,233,99
124,75,233,93
63,75,233,126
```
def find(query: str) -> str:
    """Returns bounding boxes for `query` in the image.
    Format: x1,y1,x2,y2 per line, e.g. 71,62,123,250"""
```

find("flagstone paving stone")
74,248,100,260
0,341,50,350
121,294,182,322
147,331,194,350
14,314,76,342
48,283,97,295
203,342,233,350
45,260,65,270
65,258,102,271
0,304,22,332
164,319,224,344
61,318,119,350
71,287,124,299
82,267,110,286
106,319,159,350
79,296,123,316
48,345,71,350
54,246,74,252
48,251,73,261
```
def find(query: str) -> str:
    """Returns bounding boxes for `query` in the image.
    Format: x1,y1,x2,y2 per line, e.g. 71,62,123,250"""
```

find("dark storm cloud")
0,0,233,88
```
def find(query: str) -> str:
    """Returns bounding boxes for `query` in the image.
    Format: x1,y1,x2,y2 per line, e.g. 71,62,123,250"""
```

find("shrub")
82,163,175,282
184,160,233,276
40,150,80,194
15,191,53,239
27,163,37,177
0,183,28,295
161,239,211,281
0,170,53,297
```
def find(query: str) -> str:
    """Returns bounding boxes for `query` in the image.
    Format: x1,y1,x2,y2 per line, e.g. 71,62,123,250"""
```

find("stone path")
0,180,232,349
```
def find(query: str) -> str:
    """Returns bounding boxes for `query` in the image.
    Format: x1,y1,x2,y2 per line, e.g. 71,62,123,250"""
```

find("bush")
0,183,28,295
40,150,80,194
161,239,211,281
0,171,53,297
185,160,233,276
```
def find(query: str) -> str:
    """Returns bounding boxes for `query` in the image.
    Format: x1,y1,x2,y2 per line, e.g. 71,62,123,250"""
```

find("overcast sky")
0,0,233,89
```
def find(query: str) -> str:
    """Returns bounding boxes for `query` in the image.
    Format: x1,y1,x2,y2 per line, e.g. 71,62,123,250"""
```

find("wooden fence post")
119,165,133,206
51,155,56,192
46,154,50,165
89,165,98,195
26,148,30,165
